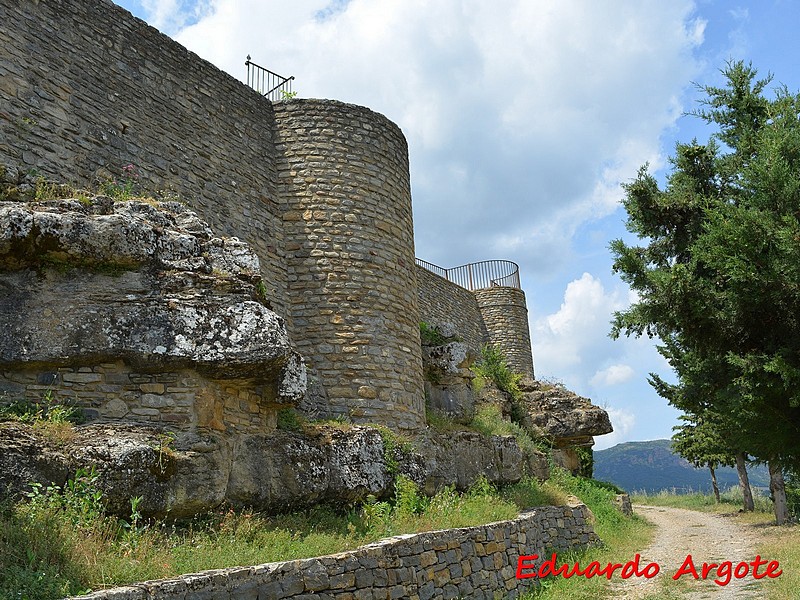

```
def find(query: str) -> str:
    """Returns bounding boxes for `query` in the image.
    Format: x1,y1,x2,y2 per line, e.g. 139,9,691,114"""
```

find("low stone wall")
73,503,598,600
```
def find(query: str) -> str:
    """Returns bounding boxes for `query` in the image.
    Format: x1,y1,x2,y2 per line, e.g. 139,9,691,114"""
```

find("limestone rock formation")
518,379,613,444
0,197,304,392
416,430,549,495
518,378,613,473
0,421,543,518
421,322,477,424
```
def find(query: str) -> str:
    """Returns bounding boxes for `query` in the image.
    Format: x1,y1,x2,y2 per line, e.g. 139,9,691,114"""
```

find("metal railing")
245,55,295,101
416,258,521,291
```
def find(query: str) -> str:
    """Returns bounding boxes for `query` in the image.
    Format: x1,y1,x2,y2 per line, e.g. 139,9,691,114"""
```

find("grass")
471,403,544,460
631,486,799,600
632,484,775,514
0,393,84,447
0,471,578,599
519,469,655,599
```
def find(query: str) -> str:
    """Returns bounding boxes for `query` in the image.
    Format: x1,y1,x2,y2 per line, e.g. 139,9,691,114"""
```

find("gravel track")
609,505,770,599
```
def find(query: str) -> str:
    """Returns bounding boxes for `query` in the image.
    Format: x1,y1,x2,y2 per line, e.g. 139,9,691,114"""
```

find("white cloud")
591,364,635,387
532,273,626,373
593,406,636,450
164,0,705,270
139,0,212,34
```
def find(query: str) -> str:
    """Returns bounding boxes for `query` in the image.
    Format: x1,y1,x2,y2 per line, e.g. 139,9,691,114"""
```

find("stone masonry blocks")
273,100,425,431
72,503,599,600
475,287,535,378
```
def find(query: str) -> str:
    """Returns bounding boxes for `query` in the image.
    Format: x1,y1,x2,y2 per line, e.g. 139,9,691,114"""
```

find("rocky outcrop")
518,379,612,446
421,322,477,424
518,378,613,473
0,421,543,518
416,430,548,494
0,197,304,392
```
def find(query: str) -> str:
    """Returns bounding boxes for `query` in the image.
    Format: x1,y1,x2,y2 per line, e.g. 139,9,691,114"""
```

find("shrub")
471,344,523,402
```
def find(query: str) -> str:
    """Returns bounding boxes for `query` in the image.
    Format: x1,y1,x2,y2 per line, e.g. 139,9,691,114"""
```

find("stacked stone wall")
0,363,281,435
0,0,288,316
416,265,488,355
273,101,424,431
74,503,598,600
475,287,535,378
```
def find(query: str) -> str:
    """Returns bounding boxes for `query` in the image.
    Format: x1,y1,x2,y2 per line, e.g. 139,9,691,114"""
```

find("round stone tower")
474,287,535,378
273,99,425,431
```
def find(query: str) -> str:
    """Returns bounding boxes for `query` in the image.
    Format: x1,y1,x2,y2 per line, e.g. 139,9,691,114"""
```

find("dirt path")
610,505,769,599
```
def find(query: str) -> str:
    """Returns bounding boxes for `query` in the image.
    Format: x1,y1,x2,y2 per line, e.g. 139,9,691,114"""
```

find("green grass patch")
632,484,773,514
471,403,543,459
519,468,654,600
0,469,573,599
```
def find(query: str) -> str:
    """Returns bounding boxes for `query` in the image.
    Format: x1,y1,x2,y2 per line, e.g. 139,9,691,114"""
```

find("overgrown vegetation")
0,392,84,446
471,343,523,402
471,403,543,459
519,469,654,599
0,467,588,599
419,321,449,346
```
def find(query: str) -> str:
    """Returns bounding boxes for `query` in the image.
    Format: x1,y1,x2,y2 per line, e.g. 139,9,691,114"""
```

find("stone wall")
73,503,598,600
1,0,425,431
0,0,287,316
475,287,535,378
274,101,424,431
417,267,535,378
416,265,488,355
0,363,280,435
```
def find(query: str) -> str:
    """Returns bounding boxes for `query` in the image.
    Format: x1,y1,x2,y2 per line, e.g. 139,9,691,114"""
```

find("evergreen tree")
611,61,800,524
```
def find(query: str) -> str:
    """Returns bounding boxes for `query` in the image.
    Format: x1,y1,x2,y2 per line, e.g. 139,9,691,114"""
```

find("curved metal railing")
415,258,521,291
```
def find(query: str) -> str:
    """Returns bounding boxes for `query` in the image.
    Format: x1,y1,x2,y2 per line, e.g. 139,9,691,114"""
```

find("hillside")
593,439,769,494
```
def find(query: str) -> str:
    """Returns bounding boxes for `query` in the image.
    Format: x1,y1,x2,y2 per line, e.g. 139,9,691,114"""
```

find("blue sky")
113,0,800,450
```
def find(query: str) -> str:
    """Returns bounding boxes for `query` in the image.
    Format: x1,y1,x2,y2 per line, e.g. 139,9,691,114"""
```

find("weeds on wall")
471,344,523,402
0,391,84,446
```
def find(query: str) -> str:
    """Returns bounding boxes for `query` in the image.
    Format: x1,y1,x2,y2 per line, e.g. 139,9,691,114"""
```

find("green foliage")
394,475,427,515
280,89,298,100
374,426,413,476
254,280,269,304
419,321,448,346
611,61,800,521
1,464,579,597
471,344,523,401
575,446,594,479
98,164,140,200
276,407,305,432
471,404,542,464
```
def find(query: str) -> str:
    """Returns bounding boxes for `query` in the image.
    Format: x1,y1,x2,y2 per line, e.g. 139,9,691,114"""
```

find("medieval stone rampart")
417,266,535,378
0,0,287,314
415,265,488,356
475,287,535,378
274,101,424,429
0,0,425,430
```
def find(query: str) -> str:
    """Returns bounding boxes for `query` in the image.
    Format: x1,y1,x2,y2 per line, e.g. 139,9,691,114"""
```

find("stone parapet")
72,503,599,600
416,265,488,356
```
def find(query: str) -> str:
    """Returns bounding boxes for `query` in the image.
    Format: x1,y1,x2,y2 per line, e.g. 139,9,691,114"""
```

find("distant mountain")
593,439,769,494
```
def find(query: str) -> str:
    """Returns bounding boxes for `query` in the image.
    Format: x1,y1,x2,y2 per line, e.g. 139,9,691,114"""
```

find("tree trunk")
709,464,720,503
735,452,755,511
768,460,789,525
